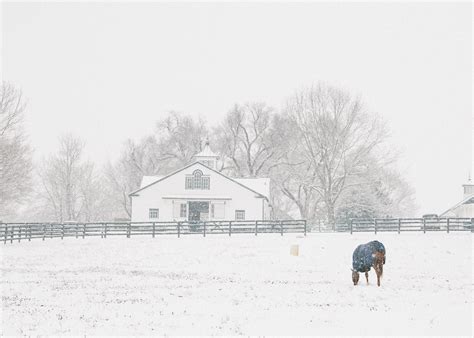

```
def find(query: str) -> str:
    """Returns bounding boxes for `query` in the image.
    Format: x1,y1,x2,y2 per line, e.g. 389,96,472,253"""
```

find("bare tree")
274,161,322,221
215,102,287,177
262,114,320,220
0,82,32,220
79,162,115,222
104,138,162,218
157,111,208,169
38,134,104,222
285,83,386,228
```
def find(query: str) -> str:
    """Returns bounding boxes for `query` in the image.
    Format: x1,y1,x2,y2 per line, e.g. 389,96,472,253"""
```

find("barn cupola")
194,138,218,169
463,173,474,198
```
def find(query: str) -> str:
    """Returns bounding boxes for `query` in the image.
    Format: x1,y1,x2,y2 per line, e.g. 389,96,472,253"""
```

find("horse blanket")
352,240,386,272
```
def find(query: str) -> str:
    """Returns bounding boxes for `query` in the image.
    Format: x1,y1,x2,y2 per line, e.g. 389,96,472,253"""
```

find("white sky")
1,2,472,215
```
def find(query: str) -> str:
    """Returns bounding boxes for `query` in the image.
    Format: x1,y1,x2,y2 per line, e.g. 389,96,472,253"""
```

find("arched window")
185,169,210,190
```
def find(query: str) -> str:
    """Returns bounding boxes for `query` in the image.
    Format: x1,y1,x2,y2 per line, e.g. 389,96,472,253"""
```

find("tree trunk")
326,201,336,231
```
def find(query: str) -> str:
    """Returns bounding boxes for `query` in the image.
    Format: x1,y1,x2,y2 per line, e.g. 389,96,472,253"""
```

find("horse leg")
365,271,369,284
375,264,381,286
374,252,384,287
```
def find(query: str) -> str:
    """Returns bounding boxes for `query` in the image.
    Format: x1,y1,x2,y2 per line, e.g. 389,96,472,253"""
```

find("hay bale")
290,244,299,256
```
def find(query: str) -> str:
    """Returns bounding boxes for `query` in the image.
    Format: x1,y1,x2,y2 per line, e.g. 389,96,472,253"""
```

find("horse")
351,240,386,286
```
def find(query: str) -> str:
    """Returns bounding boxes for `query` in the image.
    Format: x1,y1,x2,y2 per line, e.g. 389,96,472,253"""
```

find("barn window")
185,169,210,190
235,210,245,220
149,208,159,219
180,203,187,218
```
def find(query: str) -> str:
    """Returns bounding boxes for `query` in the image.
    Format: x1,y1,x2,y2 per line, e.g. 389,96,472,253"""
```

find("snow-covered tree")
214,102,288,177
284,83,387,227
0,82,32,220
157,111,208,170
37,134,109,222
104,138,162,219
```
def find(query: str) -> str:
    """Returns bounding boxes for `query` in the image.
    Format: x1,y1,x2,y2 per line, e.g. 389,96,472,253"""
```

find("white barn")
440,180,474,218
129,142,272,222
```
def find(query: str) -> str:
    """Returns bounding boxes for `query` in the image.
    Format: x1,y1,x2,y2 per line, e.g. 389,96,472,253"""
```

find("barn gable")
129,161,268,200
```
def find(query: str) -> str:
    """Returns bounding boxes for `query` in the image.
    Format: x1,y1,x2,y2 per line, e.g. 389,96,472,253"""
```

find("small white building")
129,142,272,222
440,181,474,218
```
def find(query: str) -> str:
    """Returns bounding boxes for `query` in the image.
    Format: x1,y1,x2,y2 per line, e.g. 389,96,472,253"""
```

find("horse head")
351,268,360,285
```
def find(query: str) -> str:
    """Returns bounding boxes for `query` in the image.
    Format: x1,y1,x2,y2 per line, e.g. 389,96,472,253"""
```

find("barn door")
188,201,209,221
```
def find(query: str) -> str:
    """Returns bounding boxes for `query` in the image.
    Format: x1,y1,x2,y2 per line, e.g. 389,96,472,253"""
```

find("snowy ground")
1,232,472,336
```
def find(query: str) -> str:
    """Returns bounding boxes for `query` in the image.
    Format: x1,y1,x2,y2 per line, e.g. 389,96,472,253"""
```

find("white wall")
454,204,474,218
131,163,271,222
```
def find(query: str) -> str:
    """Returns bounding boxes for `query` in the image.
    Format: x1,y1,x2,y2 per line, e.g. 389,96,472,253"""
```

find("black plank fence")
0,220,307,244
347,217,473,234
2,218,472,244
308,217,473,233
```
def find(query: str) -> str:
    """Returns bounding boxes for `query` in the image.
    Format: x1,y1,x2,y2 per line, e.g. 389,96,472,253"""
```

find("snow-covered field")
1,233,472,336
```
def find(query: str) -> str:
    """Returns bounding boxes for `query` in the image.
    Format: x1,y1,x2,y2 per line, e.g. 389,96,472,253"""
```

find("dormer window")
185,169,210,190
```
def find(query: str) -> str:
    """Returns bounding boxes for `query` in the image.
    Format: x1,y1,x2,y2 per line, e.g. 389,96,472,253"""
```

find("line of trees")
0,81,416,225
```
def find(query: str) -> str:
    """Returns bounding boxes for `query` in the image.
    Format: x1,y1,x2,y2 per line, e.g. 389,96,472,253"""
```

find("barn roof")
439,193,474,217
140,176,164,188
129,161,269,200
234,178,270,198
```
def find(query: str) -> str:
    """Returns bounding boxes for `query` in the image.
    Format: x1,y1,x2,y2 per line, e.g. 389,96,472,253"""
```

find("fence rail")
2,218,472,244
0,220,307,244
308,217,474,233
346,217,473,233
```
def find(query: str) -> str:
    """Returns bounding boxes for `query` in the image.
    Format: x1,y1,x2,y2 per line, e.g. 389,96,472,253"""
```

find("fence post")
83,224,86,239
28,224,32,241
177,222,181,238
423,218,426,234
398,218,401,234
18,225,22,243
152,222,156,238
304,220,307,236
280,220,283,236
203,222,206,237
255,221,258,236
10,226,14,243
471,218,474,233
374,219,377,234
104,223,108,238
43,224,46,241
350,219,353,234
229,221,232,236
127,223,131,238
61,223,64,240
446,218,450,233
50,223,53,239
75,223,78,238
4,225,7,244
